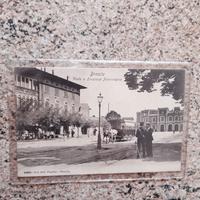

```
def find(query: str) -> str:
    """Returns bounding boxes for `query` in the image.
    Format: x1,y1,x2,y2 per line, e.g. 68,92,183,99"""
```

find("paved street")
18,142,181,167
17,132,182,176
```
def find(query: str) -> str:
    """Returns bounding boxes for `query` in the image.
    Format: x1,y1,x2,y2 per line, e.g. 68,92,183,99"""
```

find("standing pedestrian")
145,123,154,157
136,122,146,158
93,127,97,136
71,126,75,137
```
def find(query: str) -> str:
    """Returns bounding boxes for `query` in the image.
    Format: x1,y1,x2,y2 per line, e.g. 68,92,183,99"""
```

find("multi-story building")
15,67,86,113
136,107,184,132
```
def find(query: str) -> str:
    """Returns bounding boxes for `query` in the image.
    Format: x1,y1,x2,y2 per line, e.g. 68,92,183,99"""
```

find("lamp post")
97,92,103,149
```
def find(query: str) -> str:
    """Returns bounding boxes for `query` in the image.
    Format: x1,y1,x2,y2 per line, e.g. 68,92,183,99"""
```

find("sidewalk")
17,132,182,149
17,135,97,149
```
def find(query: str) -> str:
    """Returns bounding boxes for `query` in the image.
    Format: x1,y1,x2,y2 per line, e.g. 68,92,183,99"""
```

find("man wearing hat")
136,122,146,158
145,123,154,157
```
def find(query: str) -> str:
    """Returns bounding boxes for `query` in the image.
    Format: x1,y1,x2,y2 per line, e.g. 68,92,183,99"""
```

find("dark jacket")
145,127,153,141
136,127,145,141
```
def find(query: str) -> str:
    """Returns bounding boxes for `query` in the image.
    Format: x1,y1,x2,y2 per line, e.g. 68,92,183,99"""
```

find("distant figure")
145,123,154,157
63,125,69,138
103,129,109,143
87,127,90,137
93,128,97,136
136,122,146,158
71,126,75,137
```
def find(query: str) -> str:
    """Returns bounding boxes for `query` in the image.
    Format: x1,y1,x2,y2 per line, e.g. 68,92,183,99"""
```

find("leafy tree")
90,116,111,130
16,99,38,133
16,100,60,137
124,69,185,104
105,110,121,129
105,110,121,121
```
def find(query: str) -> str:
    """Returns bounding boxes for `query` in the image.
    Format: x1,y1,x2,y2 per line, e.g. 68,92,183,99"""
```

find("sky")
44,67,182,119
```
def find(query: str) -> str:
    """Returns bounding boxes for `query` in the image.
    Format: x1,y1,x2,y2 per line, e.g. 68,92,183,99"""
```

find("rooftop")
15,67,86,90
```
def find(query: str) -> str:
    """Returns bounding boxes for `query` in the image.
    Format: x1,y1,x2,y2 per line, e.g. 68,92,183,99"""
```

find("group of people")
136,122,154,158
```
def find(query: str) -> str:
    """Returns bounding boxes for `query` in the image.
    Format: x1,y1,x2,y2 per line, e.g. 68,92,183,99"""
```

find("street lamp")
97,92,103,149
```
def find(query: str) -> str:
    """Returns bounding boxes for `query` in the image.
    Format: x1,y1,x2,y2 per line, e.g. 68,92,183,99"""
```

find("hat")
139,122,144,126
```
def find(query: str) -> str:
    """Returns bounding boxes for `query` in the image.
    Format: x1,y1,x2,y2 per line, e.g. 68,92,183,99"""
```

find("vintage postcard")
14,64,187,177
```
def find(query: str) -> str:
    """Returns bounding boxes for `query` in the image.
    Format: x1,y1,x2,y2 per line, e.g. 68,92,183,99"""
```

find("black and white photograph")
15,65,186,177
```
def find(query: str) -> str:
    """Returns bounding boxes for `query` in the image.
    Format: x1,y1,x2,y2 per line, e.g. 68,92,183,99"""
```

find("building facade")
15,67,86,113
136,107,184,132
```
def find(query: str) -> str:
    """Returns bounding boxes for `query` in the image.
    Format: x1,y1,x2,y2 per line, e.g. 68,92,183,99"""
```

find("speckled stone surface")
0,0,200,199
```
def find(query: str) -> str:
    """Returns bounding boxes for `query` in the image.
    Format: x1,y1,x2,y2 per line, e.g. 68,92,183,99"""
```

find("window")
64,102,68,112
55,88,59,96
72,93,75,100
160,116,165,122
180,116,183,121
175,116,179,121
168,124,173,131
174,124,179,131
160,125,165,132
168,116,173,121
152,117,156,122
64,91,68,98
21,77,25,87
45,85,49,94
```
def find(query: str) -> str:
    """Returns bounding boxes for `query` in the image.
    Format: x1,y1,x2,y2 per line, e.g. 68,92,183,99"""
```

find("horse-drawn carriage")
103,128,135,143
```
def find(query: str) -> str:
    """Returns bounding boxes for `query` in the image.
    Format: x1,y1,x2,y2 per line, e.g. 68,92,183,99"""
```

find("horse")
109,129,118,143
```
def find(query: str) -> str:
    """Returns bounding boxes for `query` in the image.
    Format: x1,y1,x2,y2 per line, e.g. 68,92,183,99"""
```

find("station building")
136,107,184,132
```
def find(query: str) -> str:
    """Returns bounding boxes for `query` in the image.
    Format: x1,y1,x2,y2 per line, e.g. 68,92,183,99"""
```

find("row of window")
44,85,76,99
45,99,76,112
151,124,183,132
15,76,79,98
43,79,79,93
142,111,182,117
15,75,39,91
141,115,183,123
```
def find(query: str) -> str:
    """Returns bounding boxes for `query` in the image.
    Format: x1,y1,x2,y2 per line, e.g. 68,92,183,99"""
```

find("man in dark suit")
145,123,154,157
136,122,146,158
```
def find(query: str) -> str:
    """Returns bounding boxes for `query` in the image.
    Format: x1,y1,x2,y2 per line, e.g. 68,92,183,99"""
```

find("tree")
124,69,185,104
16,100,61,139
90,116,111,130
105,110,121,129
16,99,39,137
